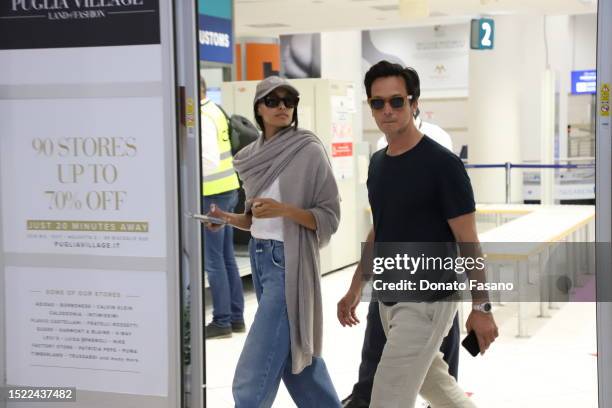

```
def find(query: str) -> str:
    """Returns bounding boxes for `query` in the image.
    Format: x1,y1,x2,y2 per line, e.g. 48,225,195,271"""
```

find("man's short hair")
364,60,421,102
200,76,207,99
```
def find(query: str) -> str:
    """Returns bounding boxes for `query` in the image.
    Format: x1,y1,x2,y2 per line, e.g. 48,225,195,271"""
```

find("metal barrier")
464,162,596,203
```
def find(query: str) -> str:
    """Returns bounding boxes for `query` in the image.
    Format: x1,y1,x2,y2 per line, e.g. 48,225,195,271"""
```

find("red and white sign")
332,142,353,158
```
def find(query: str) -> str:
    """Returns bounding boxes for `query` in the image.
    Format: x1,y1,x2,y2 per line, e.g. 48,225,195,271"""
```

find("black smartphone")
461,330,480,357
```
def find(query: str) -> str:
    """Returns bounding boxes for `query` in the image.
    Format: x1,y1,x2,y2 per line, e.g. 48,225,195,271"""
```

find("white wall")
518,14,596,163
468,15,523,203
313,15,597,204
573,13,597,71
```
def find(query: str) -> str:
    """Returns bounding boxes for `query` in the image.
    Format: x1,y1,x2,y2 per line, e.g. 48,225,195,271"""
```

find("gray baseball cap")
253,76,299,105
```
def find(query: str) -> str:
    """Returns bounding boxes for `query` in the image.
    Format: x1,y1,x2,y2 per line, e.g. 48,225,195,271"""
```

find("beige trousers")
370,301,477,408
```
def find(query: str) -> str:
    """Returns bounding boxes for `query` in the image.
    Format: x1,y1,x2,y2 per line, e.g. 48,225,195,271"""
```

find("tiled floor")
205,263,599,408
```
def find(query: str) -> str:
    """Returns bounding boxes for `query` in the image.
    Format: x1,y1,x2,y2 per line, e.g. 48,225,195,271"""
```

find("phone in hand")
191,213,227,225
461,330,480,357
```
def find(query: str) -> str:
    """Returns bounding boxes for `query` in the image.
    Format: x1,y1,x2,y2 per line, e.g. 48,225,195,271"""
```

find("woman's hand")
250,198,317,230
206,204,230,232
250,198,287,218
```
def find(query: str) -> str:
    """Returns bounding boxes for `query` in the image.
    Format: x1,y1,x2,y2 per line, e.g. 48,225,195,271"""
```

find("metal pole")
596,0,612,406
505,162,512,204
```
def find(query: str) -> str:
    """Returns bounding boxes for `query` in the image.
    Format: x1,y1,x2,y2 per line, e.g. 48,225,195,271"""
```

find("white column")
320,31,372,246
468,15,524,203
320,30,364,144
543,16,573,205
468,14,570,204
540,69,555,205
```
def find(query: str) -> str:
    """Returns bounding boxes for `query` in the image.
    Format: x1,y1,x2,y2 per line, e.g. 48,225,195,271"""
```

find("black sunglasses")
263,94,299,109
368,95,412,110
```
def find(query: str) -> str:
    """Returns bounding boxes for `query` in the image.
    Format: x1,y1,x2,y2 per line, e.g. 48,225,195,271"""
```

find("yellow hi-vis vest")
201,100,240,196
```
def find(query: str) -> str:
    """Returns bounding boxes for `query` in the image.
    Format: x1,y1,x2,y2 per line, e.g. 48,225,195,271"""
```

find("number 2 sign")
470,18,495,50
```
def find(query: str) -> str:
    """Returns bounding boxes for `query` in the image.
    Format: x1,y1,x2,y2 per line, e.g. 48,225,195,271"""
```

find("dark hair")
200,76,207,99
253,90,299,132
364,60,420,103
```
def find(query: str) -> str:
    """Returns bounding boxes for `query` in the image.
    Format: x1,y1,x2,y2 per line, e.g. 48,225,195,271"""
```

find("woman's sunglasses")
262,94,299,109
368,95,412,110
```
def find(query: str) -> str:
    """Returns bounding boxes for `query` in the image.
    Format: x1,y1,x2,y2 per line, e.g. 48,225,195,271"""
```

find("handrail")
463,162,595,203
464,163,595,169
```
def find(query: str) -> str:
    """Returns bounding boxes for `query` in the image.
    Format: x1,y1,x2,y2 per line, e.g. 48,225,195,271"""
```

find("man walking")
338,61,498,407
200,77,245,339
344,98,459,408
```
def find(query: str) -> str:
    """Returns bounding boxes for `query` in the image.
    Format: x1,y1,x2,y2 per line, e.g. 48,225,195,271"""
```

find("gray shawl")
233,126,340,374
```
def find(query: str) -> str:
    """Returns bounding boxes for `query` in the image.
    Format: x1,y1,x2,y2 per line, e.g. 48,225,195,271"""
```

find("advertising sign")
5,266,168,395
280,34,321,79
362,24,470,93
0,97,167,257
0,0,160,49
0,0,178,404
198,0,232,64
330,96,354,179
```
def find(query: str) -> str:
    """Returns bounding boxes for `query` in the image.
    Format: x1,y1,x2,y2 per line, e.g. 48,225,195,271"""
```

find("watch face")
483,303,492,312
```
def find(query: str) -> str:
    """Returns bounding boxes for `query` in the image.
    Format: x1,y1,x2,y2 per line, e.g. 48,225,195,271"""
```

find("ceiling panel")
234,0,597,37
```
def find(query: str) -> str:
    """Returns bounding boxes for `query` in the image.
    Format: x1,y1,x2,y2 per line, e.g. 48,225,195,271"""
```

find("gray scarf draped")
233,126,341,374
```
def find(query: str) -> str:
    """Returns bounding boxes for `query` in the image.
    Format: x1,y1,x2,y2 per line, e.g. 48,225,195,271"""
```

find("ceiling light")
245,23,290,28
399,0,429,18
371,4,399,11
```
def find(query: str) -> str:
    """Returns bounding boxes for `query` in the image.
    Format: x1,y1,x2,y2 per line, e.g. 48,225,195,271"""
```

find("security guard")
200,77,245,339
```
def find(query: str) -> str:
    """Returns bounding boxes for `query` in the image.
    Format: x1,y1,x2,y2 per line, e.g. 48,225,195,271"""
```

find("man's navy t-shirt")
368,135,475,242
367,135,476,302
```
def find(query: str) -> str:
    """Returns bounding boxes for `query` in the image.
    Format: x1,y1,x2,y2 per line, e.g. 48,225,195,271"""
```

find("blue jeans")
202,190,244,327
233,238,341,408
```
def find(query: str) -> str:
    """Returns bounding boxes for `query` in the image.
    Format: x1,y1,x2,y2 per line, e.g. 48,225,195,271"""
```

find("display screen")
207,87,222,105
571,70,596,95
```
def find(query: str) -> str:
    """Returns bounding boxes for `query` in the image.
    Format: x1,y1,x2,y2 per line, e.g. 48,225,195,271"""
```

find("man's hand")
337,287,361,327
251,198,287,219
465,310,498,355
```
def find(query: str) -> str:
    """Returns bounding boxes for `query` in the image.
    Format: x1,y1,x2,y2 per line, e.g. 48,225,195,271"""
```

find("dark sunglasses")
263,94,299,109
368,95,412,110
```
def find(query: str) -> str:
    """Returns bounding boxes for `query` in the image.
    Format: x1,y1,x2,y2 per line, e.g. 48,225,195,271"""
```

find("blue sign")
571,70,596,94
199,0,231,20
198,14,232,64
470,18,495,50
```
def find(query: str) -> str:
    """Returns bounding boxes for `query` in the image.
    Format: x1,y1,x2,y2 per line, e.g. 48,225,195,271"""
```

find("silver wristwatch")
473,302,492,314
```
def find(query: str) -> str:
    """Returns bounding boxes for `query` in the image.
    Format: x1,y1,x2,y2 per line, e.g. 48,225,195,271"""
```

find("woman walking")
207,76,342,408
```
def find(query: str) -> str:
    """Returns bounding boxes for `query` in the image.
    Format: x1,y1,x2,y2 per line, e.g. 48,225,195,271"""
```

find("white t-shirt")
251,178,284,242
376,119,454,153
200,100,221,175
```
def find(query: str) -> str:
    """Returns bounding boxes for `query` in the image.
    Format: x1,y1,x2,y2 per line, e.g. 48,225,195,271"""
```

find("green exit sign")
470,18,495,50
